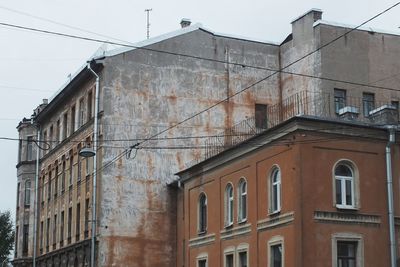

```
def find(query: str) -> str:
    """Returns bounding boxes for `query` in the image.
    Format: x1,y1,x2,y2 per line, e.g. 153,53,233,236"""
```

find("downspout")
32,124,40,267
386,126,397,267
87,61,99,267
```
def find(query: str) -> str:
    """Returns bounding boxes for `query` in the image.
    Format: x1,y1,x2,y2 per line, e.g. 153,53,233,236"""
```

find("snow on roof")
314,20,400,37
291,8,323,24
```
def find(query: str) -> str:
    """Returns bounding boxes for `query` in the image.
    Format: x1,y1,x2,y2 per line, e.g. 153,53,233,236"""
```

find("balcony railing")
186,90,399,168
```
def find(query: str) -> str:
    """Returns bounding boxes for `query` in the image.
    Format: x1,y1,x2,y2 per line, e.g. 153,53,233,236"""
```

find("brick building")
13,9,400,267
175,115,400,267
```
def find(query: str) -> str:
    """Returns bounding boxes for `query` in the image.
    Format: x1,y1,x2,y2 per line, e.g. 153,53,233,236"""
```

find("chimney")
180,18,191,28
42,99,48,105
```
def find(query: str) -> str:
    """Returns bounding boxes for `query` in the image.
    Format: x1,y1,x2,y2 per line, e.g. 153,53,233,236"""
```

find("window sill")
238,219,247,224
197,230,207,236
336,205,359,211
224,223,233,229
268,210,281,216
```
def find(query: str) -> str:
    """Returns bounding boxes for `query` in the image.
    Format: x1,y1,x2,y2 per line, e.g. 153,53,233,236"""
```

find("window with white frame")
270,167,281,213
197,253,208,267
237,243,249,267
332,233,363,267
198,193,207,234
224,249,235,267
24,179,31,206
238,178,247,222
334,162,356,209
225,183,234,226
268,236,284,267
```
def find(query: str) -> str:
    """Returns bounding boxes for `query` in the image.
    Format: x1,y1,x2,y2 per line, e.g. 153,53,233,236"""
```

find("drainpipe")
32,123,40,267
386,126,397,267
87,61,99,267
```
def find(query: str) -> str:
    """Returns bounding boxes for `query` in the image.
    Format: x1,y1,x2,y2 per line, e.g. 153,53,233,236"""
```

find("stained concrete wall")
98,29,280,266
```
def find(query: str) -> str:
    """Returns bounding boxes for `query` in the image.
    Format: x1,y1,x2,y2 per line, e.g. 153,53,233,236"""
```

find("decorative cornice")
189,233,216,248
257,212,294,231
314,211,381,226
220,223,252,240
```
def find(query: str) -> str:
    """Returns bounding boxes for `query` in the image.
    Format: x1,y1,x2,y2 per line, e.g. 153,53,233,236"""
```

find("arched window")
270,167,281,213
238,179,247,222
334,162,355,208
198,193,207,234
225,184,234,226
24,179,31,206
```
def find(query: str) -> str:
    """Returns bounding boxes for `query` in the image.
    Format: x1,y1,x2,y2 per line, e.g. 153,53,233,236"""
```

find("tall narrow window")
47,172,52,201
334,89,346,113
68,207,72,243
337,241,357,267
40,221,43,253
87,90,93,120
54,166,58,197
56,119,60,144
53,214,57,246
335,163,355,209
24,180,31,207
26,136,33,161
77,157,82,182
71,105,76,133
271,244,282,267
17,182,20,209
79,98,85,128
60,211,64,246
238,251,248,267
43,131,47,155
85,198,89,238
225,184,234,226
61,160,66,192
362,92,375,117
270,167,281,213
198,193,207,234
15,226,19,257
198,259,207,267
22,224,29,255
238,179,247,222
255,103,268,129
46,218,50,251
49,125,54,149
63,113,68,139
69,155,74,188
18,139,22,162
225,253,234,267
76,203,81,241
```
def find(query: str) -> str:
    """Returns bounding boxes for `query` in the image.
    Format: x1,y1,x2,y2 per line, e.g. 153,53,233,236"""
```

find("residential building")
175,114,399,267
13,8,400,267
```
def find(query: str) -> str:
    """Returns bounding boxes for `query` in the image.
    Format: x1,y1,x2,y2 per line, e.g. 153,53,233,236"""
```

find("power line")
9,3,400,177
1,12,400,94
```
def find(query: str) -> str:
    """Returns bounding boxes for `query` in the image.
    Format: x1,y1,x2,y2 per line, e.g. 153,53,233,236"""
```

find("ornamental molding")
220,223,252,240
314,210,380,226
189,233,216,248
257,211,294,231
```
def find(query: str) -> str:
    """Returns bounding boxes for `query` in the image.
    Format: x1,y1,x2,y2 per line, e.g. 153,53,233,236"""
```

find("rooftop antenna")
145,8,153,39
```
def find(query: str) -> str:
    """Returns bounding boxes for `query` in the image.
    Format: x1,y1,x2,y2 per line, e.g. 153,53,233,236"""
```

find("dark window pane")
255,104,268,129
335,165,352,177
239,251,247,267
271,244,282,267
345,180,352,206
336,179,342,205
226,254,234,267
334,89,346,113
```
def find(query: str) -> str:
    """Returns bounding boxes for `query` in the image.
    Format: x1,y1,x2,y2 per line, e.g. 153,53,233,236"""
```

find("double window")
224,245,249,267
198,193,207,234
224,178,247,227
334,162,357,209
270,167,281,213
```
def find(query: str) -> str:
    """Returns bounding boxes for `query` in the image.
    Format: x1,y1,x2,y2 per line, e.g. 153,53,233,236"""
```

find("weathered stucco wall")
98,29,280,266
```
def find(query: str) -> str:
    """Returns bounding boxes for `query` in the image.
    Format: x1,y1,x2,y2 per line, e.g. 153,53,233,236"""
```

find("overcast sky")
0,0,398,217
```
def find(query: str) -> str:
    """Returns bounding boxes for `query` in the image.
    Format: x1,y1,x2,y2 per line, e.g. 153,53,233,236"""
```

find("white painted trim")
331,232,364,267
268,236,284,267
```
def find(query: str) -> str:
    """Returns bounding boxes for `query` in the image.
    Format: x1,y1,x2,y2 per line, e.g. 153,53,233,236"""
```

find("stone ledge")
257,211,294,231
220,223,251,240
189,233,216,248
314,210,381,226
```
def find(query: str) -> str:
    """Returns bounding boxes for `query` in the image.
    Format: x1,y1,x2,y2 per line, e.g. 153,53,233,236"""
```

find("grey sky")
0,0,398,217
